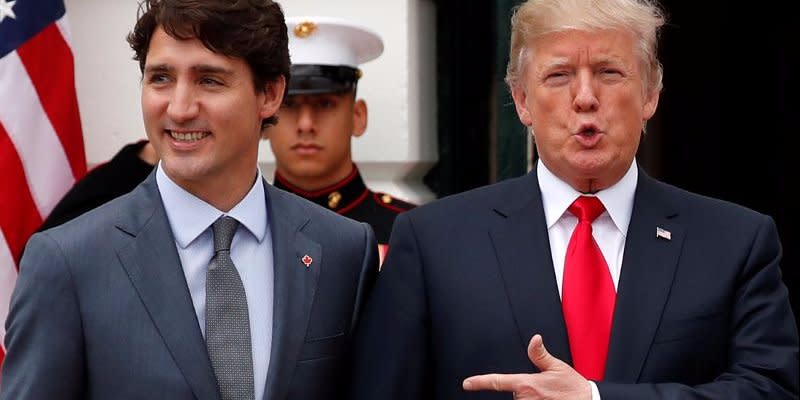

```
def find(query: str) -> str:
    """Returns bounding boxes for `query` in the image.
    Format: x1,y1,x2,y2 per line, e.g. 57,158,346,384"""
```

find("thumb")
527,334,563,372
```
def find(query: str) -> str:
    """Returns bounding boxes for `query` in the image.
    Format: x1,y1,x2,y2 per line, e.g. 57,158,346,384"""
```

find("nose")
166,82,199,123
572,70,599,112
296,105,315,135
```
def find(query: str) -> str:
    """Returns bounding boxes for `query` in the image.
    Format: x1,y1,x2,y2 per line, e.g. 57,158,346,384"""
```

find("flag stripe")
0,50,77,218
16,23,86,179
0,123,43,264
55,15,73,46
1,0,85,368
0,228,19,358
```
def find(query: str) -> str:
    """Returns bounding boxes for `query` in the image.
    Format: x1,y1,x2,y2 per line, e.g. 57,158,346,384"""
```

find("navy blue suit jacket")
2,172,377,400
352,167,798,399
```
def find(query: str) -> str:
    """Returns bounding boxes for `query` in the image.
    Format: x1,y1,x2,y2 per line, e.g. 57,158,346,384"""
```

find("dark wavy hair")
127,0,290,127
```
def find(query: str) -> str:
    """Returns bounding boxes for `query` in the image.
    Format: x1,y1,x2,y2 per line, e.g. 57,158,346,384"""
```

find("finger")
462,373,532,392
527,334,563,371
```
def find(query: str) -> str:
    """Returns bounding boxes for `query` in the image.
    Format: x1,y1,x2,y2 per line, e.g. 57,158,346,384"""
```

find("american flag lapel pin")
656,226,672,241
301,254,313,268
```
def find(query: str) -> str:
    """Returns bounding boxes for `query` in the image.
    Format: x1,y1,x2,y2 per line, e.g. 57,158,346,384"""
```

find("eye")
199,77,223,86
316,98,337,109
599,68,624,80
146,73,171,85
544,71,570,86
281,99,297,109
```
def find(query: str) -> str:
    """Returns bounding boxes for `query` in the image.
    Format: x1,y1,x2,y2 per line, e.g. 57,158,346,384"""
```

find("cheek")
270,128,293,148
142,92,168,119
529,94,568,125
141,98,161,132
141,93,156,117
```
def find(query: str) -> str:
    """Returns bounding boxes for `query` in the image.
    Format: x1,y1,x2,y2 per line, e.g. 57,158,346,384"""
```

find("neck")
171,169,258,212
275,164,356,193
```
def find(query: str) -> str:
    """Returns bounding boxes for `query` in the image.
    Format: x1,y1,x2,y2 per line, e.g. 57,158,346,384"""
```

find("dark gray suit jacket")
352,167,798,399
1,172,378,400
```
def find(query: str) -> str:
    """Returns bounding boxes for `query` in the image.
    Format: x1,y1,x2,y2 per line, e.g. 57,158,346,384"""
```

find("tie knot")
212,216,239,252
569,196,605,223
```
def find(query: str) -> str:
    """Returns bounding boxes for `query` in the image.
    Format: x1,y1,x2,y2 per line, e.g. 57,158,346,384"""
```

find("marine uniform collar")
273,166,370,214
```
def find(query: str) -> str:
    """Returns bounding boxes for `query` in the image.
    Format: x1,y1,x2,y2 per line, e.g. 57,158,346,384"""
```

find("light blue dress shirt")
156,164,274,400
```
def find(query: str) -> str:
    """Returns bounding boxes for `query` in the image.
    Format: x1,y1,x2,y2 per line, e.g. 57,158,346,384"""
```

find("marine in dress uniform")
265,16,415,259
274,166,414,245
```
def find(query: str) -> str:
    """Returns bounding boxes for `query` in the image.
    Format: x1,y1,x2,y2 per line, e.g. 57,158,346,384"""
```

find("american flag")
0,0,86,364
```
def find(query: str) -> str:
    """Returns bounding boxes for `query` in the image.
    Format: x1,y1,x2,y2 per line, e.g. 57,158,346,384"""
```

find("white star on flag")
0,0,16,24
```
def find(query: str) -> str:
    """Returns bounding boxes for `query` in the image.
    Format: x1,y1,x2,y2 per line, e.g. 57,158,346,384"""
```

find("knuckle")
491,375,503,391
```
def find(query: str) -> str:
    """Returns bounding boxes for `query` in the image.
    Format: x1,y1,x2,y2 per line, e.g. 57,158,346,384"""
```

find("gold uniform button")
328,191,342,209
381,194,393,204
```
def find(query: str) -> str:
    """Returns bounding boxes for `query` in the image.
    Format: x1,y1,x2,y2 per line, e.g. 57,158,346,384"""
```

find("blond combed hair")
505,0,665,95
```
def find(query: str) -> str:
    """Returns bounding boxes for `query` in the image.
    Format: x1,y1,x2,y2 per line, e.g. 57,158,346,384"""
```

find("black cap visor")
288,64,360,95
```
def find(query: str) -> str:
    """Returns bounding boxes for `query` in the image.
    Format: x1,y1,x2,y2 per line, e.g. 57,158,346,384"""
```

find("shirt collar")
156,163,268,249
537,159,637,236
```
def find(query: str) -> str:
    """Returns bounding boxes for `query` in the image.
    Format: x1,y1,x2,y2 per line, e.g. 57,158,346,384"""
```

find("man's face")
512,29,659,193
264,92,367,191
141,27,282,196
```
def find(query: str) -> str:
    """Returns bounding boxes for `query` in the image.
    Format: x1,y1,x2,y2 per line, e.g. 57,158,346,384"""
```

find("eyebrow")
144,64,172,74
192,64,234,75
143,63,234,75
537,55,626,72
538,57,571,72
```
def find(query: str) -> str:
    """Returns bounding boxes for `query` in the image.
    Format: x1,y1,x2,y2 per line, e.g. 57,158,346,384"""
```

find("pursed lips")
574,122,601,136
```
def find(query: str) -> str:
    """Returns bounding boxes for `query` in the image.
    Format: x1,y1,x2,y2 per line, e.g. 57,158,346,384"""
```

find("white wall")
64,0,437,203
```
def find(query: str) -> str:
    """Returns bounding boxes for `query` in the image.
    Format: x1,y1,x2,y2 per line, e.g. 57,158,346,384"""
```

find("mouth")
291,143,322,155
572,123,604,147
575,123,601,137
165,129,211,142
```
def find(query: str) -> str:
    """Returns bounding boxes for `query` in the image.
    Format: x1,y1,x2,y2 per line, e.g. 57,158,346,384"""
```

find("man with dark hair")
1,1,377,399
264,17,415,263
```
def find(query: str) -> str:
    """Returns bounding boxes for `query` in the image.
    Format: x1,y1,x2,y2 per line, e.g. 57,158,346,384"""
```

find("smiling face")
141,27,284,209
264,92,367,191
512,28,659,193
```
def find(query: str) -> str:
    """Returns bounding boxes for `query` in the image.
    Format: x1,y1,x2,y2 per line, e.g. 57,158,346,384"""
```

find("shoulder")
370,192,416,213
40,183,151,249
650,178,770,225
641,177,777,252
405,174,532,220
21,191,141,281
269,184,369,235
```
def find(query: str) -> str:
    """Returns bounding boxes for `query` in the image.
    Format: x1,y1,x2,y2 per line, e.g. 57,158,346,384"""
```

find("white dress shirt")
537,159,638,399
156,165,274,400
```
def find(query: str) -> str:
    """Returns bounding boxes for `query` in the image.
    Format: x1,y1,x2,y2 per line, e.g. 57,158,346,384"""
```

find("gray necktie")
206,216,254,400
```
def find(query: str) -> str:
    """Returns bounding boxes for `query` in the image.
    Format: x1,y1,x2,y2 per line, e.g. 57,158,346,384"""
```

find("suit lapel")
115,174,220,400
605,171,684,382
263,183,321,400
489,172,572,365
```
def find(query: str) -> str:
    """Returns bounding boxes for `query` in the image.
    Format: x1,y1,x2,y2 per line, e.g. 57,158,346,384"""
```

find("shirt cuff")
589,380,601,400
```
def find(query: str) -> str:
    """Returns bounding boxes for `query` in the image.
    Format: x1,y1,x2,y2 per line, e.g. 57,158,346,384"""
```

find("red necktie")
562,196,616,380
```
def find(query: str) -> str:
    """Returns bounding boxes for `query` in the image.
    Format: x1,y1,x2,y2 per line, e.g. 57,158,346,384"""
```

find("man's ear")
511,85,532,126
352,99,367,138
259,75,286,121
642,88,660,121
